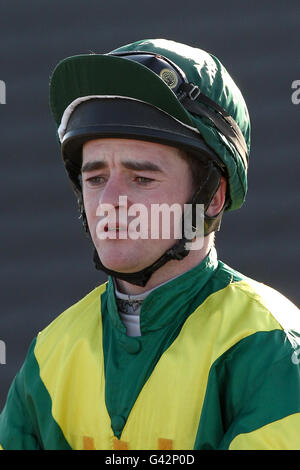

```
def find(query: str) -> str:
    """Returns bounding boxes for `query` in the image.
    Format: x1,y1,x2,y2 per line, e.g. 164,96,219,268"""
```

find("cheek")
82,189,99,223
163,165,193,204
157,180,191,206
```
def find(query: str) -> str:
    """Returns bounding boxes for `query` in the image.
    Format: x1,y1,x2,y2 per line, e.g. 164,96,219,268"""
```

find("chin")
96,248,143,274
95,238,175,274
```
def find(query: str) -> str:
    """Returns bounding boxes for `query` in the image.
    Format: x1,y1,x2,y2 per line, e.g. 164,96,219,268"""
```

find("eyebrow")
81,159,163,173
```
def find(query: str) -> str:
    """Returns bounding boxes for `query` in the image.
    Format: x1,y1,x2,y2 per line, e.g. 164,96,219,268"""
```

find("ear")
206,176,227,217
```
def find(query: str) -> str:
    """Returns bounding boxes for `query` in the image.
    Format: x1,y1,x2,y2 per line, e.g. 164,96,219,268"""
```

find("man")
0,38,300,450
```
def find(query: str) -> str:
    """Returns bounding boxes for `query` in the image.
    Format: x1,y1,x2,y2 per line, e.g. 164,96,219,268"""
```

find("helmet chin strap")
91,162,224,287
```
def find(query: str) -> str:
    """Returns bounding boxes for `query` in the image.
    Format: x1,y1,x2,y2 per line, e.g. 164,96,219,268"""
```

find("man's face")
81,138,194,274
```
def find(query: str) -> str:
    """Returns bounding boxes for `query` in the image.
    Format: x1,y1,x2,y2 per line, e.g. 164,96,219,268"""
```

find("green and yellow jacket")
1,249,300,450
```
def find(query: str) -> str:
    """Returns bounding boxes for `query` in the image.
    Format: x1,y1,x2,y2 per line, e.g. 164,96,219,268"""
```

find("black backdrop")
0,0,299,410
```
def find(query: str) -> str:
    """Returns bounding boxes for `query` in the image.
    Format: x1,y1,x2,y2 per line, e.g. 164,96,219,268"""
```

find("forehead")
81,137,188,168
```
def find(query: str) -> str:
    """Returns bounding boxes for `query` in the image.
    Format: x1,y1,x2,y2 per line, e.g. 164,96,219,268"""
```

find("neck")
115,234,214,295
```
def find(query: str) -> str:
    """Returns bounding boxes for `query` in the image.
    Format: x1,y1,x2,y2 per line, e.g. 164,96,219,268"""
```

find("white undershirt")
114,282,156,336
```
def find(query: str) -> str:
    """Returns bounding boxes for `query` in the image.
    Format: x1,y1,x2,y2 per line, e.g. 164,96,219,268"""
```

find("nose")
97,173,132,221
98,173,123,208
96,174,130,231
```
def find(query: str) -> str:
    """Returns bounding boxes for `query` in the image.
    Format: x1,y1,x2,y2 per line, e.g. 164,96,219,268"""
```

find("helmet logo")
159,68,178,89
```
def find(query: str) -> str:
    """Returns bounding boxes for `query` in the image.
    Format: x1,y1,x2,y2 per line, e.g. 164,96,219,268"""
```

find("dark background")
0,0,299,410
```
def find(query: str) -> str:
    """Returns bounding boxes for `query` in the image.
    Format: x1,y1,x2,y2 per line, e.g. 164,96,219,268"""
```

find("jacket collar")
106,247,219,335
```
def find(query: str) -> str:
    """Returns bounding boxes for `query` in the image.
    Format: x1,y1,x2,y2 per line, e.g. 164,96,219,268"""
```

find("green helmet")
49,38,250,286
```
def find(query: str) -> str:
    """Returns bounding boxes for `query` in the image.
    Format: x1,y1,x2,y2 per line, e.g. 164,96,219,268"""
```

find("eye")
85,175,106,186
135,176,154,184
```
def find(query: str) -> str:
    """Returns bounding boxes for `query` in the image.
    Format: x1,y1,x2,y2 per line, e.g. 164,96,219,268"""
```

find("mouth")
100,223,129,239
104,224,128,233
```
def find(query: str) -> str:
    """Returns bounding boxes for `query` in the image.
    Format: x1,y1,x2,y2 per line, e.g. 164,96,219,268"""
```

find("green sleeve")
195,330,300,450
221,333,300,450
0,339,42,449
